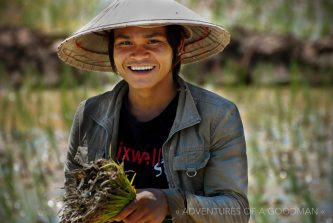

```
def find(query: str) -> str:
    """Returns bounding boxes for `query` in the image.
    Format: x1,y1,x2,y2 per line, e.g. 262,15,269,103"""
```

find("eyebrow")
115,34,130,39
143,32,165,38
115,32,165,39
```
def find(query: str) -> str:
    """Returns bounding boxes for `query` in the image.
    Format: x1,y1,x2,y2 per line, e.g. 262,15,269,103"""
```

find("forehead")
114,26,167,38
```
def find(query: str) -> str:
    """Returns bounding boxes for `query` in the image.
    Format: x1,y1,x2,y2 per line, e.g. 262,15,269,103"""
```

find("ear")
177,37,185,55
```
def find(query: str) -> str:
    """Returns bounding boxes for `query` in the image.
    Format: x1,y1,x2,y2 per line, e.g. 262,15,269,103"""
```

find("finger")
113,200,138,221
123,208,148,223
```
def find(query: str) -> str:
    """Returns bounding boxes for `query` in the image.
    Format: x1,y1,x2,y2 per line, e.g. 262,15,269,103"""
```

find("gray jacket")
65,77,249,223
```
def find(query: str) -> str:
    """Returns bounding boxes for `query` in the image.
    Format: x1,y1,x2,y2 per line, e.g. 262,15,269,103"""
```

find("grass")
61,159,136,223
0,82,97,222
216,84,332,223
1,0,332,40
180,0,333,39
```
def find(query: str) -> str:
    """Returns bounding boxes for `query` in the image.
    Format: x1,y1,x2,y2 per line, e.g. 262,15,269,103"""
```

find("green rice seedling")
60,159,136,223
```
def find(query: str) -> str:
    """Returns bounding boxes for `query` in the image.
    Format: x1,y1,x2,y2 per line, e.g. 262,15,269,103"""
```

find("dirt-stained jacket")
65,76,249,223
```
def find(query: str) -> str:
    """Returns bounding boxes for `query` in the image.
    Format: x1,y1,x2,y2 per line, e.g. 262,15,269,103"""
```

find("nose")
129,45,150,60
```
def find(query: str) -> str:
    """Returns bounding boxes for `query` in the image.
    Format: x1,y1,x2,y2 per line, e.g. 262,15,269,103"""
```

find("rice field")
0,82,332,223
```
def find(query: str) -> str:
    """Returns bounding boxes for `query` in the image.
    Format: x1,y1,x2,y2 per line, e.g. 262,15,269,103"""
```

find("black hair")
108,25,185,79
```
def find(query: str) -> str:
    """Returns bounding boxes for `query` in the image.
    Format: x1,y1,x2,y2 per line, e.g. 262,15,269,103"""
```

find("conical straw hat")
57,0,230,72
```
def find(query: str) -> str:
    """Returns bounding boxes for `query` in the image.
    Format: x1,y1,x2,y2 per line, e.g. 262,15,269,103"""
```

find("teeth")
130,66,154,71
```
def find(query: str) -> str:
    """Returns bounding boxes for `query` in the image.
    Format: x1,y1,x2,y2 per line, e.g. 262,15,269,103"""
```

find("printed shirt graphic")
117,93,179,189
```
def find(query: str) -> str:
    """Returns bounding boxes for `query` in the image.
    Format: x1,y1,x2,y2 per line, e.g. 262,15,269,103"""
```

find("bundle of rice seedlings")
60,159,136,223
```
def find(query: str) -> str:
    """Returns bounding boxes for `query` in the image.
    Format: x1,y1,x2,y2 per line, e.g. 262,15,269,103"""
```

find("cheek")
166,50,174,68
156,47,173,66
113,51,123,70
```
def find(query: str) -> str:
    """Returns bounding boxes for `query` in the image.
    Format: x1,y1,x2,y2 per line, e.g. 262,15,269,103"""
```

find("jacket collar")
89,80,128,134
171,76,201,135
91,76,201,137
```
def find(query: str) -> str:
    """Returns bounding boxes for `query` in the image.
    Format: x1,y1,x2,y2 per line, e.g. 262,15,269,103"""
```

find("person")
57,0,249,222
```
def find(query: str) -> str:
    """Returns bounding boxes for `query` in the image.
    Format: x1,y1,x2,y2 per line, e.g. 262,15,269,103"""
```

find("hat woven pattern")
57,0,230,72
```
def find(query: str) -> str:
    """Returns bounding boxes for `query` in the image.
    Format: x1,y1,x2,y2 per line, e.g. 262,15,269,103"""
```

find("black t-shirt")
116,93,179,189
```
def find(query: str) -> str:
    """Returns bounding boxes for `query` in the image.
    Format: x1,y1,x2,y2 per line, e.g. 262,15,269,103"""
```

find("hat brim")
57,0,230,72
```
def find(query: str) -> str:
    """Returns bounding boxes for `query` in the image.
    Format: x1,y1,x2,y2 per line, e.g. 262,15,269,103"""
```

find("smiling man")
58,0,249,222
112,26,180,120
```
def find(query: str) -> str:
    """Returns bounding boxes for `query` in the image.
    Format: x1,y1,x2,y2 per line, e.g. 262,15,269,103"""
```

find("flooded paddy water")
0,83,332,223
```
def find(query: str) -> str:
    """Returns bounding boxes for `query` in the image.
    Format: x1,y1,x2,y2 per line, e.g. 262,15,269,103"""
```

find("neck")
127,79,178,122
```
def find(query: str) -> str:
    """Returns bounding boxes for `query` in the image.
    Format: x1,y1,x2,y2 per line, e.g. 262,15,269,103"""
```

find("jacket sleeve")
64,101,85,186
162,103,249,223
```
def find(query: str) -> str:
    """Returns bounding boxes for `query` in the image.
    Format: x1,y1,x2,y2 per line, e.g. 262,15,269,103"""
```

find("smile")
128,66,155,72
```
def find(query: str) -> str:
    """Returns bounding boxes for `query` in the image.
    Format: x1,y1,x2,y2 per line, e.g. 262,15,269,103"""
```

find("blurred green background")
0,0,332,223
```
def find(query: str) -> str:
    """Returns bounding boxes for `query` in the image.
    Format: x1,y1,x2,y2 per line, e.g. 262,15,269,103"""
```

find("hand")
114,188,169,223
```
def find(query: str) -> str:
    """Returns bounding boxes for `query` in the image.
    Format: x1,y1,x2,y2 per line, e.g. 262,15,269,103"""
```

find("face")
113,26,174,91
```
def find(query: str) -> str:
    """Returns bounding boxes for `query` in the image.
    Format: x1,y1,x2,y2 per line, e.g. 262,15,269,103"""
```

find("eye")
148,39,161,44
118,41,132,46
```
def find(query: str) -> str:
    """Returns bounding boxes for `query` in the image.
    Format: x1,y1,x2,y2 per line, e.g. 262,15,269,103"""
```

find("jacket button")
186,168,197,177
